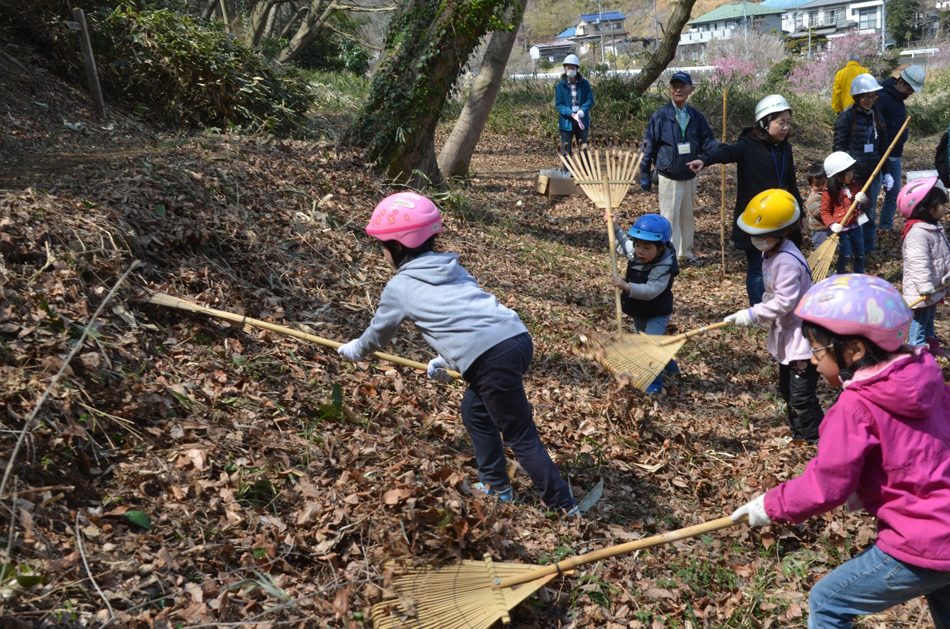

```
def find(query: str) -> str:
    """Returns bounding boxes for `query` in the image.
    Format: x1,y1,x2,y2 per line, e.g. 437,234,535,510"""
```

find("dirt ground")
1,49,947,629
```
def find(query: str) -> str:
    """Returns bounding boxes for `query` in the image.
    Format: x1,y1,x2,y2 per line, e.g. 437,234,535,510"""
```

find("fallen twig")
75,514,115,622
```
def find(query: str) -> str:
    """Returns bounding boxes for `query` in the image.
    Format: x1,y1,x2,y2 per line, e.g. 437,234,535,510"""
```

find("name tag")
677,142,691,155
857,213,870,225
864,143,874,153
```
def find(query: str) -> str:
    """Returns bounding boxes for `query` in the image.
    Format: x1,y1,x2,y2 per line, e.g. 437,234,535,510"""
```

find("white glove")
337,339,365,362
883,173,894,191
577,110,585,118
919,283,936,296
854,192,868,205
731,494,772,527
571,105,580,113
724,309,754,327
830,223,843,234
427,356,454,383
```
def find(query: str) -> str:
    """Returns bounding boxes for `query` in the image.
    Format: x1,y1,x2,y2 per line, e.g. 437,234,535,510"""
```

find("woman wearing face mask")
833,74,893,257
554,54,593,168
687,95,805,306
723,190,825,443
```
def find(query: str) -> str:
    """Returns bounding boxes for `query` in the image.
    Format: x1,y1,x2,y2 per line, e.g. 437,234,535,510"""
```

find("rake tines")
559,145,644,209
807,233,839,282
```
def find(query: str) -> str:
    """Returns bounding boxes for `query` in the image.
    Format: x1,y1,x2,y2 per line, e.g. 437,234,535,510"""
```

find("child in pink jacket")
898,177,950,355
724,190,824,442
732,274,950,628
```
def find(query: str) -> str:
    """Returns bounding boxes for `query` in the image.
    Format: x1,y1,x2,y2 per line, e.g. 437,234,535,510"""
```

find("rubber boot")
926,338,949,358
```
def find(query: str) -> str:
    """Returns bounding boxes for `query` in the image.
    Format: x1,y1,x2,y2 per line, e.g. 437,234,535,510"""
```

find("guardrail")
508,65,720,81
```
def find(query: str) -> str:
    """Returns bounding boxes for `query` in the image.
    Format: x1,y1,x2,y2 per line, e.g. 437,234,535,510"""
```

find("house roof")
556,27,576,38
760,0,812,8
688,2,783,25
576,11,626,23
796,0,849,9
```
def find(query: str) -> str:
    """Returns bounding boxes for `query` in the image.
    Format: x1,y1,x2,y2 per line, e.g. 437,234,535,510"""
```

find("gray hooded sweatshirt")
352,252,528,375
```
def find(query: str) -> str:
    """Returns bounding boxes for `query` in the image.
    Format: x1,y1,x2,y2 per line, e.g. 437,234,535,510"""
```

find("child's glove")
854,191,868,205
830,223,843,234
724,309,754,327
883,173,894,191
427,356,454,383
337,339,365,362
731,494,771,526
640,174,652,192
919,283,936,296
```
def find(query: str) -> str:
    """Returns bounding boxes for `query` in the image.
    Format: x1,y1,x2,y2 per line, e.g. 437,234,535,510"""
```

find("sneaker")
926,338,949,358
664,360,680,374
472,482,514,502
645,379,663,395
566,505,581,517
679,256,704,267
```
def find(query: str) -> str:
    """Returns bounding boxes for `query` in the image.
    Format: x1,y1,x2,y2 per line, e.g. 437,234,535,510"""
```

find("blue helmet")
628,214,672,244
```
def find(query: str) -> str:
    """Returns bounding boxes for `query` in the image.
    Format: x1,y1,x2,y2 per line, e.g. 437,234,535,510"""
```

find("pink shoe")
926,338,949,358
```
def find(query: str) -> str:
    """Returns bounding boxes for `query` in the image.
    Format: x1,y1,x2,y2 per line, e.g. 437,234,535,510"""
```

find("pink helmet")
795,274,911,351
897,177,939,219
365,192,442,248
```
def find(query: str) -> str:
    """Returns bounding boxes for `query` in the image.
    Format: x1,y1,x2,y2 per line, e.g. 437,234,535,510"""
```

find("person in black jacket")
875,65,925,231
640,72,720,266
832,73,893,256
687,95,804,306
936,128,949,189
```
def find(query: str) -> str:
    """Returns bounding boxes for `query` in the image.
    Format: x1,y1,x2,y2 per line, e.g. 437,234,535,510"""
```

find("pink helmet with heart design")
897,177,940,219
365,192,442,248
795,274,911,351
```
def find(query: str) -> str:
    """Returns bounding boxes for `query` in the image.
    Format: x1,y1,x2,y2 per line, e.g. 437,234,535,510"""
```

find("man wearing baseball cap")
876,65,926,231
640,71,720,266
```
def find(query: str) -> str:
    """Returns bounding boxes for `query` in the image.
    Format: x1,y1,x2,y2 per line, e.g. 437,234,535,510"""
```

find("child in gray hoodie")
336,193,578,514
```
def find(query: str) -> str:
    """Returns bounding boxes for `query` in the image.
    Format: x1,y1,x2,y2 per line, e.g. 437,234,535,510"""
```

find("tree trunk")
632,0,698,95
345,0,512,188
437,0,527,179
243,0,279,47
277,0,332,63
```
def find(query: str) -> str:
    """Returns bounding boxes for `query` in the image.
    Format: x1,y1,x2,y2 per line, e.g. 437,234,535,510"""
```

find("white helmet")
563,54,580,67
755,94,791,128
900,65,925,92
824,151,857,178
849,73,882,96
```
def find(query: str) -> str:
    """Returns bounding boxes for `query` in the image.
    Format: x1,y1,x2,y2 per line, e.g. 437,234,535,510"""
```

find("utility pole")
653,0,659,49
880,0,886,52
743,0,748,54
598,0,605,66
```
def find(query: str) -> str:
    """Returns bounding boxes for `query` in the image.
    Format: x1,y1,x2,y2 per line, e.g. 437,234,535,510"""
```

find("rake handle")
493,515,743,590
144,292,462,379
603,175,623,334
720,86,727,277
657,320,730,347
838,116,910,227
907,281,950,309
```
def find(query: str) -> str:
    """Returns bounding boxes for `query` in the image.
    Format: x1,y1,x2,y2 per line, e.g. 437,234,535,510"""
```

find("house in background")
529,12,629,65
678,2,784,61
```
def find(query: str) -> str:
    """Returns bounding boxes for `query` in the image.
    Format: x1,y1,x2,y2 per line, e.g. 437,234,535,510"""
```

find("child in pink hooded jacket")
724,189,824,442
732,274,950,628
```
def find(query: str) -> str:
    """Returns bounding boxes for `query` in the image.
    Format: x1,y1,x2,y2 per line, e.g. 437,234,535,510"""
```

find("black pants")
560,123,590,160
461,333,576,511
779,360,824,443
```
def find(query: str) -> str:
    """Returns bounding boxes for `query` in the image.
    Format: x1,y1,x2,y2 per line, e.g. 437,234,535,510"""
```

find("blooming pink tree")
788,31,896,94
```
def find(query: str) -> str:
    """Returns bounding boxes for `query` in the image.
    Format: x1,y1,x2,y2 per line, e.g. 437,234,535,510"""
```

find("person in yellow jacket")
832,55,869,114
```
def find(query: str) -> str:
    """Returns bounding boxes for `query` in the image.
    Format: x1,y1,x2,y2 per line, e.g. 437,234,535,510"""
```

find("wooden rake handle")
143,292,462,379
657,320,731,347
839,116,910,226
603,175,623,334
907,281,950,309
493,515,744,589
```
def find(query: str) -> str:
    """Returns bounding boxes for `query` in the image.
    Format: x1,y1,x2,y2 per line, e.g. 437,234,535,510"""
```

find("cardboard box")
534,174,576,197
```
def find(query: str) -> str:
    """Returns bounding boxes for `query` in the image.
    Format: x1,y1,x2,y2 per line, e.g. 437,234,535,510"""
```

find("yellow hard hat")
738,189,801,236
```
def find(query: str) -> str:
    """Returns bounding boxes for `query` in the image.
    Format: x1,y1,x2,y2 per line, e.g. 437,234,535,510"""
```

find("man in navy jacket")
640,72,720,266
876,65,925,231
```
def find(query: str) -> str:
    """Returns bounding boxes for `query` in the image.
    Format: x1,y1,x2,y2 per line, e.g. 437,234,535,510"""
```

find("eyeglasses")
810,343,834,357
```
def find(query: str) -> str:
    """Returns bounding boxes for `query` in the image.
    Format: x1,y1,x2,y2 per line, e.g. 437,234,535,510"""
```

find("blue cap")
670,71,692,85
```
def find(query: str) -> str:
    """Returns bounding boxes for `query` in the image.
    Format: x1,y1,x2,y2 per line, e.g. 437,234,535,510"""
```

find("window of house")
809,11,817,25
859,7,879,29
577,25,586,35
825,9,836,23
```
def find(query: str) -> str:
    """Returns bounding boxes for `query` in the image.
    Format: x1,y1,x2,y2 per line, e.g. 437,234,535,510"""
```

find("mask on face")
751,236,775,251
566,69,577,78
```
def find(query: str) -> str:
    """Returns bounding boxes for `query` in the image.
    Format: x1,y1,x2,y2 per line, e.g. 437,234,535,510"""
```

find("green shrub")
88,4,314,133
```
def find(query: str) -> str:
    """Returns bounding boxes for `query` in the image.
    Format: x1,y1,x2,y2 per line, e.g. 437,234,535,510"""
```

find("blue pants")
734,240,764,306
460,333,576,511
632,314,677,388
812,229,830,249
835,226,865,274
879,157,901,230
910,306,937,346
808,544,950,628
862,172,882,253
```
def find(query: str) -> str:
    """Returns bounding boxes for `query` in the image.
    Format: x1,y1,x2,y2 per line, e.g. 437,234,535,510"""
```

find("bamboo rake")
808,117,911,283
143,292,462,379
371,515,745,629
720,86,728,276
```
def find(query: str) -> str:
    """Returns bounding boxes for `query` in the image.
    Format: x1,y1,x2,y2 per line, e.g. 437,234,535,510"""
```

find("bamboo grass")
143,292,462,379
596,321,731,391
808,117,911,282
371,516,744,628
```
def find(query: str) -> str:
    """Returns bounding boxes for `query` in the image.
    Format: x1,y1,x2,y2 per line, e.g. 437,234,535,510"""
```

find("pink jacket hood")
765,348,950,570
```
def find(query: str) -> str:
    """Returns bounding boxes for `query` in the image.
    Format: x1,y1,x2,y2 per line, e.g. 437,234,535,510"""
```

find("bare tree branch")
334,4,397,10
